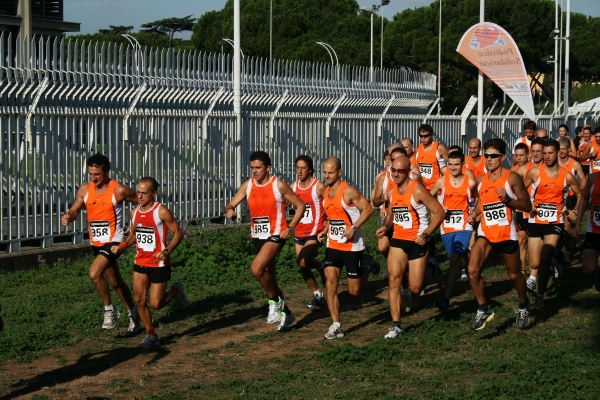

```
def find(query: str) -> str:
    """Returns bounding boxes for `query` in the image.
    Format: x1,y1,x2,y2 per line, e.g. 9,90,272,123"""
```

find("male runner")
579,127,600,175
523,140,580,310
376,155,445,337
512,143,532,276
292,155,327,310
440,146,476,181
430,151,478,311
574,172,600,292
512,120,537,164
415,123,449,190
577,126,593,176
224,151,306,331
465,138,487,179
401,138,417,167
467,139,532,330
61,154,140,332
111,177,187,348
558,137,586,263
317,157,374,339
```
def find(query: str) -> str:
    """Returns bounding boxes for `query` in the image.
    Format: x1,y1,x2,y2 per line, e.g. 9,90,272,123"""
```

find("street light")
361,2,389,82
121,33,142,75
315,40,339,80
220,36,245,59
380,1,390,70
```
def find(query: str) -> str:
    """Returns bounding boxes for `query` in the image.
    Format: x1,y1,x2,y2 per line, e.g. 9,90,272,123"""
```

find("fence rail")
1,33,598,252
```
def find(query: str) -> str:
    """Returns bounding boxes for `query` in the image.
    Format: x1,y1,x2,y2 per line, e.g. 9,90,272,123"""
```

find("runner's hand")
414,234,426,246
495,188,508,202
61,210,72,226
376,226,387,238
317,230,326,242
110,245,123,255
280,227,292,240
342,227,355,241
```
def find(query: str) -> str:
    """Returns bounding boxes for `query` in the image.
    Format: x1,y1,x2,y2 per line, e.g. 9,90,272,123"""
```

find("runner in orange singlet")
375,155,444,338
580,127,600,174
574,172,600,292
415,123,449,190
512,120,536,165
61,154,140,332
430,151,478,311
111,177,186,348
523,140,581,310
577,126,593,176
225,151,306,332
558,137,586,263
401,138,417,168
465,138,487,179
467,139,532,331
292,155,327,310
317,157,374,339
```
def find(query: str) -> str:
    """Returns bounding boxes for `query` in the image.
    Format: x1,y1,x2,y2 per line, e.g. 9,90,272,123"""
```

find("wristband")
119,242,127,250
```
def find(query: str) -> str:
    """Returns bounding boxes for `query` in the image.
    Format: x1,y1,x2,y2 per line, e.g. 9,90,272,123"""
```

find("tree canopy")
141,16,196,48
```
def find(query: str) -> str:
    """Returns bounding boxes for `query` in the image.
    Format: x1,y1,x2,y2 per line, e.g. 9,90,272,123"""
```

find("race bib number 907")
536,203,558,222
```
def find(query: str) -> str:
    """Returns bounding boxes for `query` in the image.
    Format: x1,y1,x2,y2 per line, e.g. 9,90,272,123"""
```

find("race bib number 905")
135,226,156,252
329,219,347,243
90,220,110,242
483,202,509,226
252,217,271,239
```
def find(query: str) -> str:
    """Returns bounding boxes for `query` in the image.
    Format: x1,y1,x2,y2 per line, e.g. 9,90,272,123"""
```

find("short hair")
558,124,569,132
448,145,463,153
483,138,506,154
401,137,413,145
575,126,583,135
543,139,560,152
514,143,529,154
250,151,271,166
583,126,593,134
87,154,111,172
448,150,465,163
558,137,571,148
383,150,390,159
390,146,407,157
295,155,314,176
139,177,159,192
531,138,546,148
524,120,537,131
418,123,434,135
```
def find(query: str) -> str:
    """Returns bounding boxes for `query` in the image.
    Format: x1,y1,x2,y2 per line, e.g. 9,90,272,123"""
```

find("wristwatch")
422,233,430,240
289,226,295,233
351,225,358,232
163,248,171,255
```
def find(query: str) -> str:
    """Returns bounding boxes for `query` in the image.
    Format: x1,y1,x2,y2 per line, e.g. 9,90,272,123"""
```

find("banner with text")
457,22,536,121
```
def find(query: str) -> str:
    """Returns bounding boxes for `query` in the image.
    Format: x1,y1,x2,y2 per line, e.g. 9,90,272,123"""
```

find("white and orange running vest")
416,141,446,190
246,176,288,239
132,202,170,267
84,180,124,246
437,173,473,234
465,155,487,179
528,165,568,225
590,141,600,173
477,170,517,242
587,173,600,234
292,178,325,238
389,180,428,241
324,182,364,251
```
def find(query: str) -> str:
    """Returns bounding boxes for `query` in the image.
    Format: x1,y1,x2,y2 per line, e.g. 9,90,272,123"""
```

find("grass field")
0,215,599,399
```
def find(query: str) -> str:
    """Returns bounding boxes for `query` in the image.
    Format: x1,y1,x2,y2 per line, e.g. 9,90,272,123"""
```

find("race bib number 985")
90,220,110,242
483,202,509,226
135,226,156,252
252,217,271,239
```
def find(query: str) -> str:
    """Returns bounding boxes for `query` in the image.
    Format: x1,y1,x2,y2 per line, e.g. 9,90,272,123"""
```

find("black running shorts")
134,265,172,283
324,248,363,279
390,238,428,260
92,242,122,265
527,223,563,238
253,236,286,255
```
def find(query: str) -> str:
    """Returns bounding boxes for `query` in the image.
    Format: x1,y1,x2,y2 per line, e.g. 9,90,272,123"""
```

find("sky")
65,0,600,40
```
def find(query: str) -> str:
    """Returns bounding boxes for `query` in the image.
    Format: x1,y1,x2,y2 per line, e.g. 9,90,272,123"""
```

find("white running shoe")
384,324,403,339
324,324,345,339
102,309,120,330
127,314,143,333
460,269,468,281
171,282,189,310
526,277,537,294
138,334,160,348
277,312,295,331
267,298,284,324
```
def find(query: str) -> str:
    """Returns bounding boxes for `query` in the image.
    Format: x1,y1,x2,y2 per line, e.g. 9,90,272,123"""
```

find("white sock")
401,288,410,296
313,290,323,298
104,305,115,311
128,305,138,317
529,276,537,282
333,322,341,328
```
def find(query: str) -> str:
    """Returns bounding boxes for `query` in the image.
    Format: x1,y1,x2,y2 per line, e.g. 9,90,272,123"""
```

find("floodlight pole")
563,0,571,119
477,0,484,142
234,0,242,216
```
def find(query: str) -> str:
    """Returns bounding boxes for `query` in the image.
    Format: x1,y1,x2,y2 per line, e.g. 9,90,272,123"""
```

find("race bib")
135,226,156,252
483,202,509,227
392,206,413,229
444,209,464,230
594,206,600,226
419,163,433,179
594,158,600,170
252,216,270,239
90,220,110,242
536,203,558,223
300,203,313,224
329,219,347,243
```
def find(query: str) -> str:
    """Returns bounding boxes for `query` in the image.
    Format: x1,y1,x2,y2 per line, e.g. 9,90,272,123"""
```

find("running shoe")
324,324,345,340
277,312,295,332
102,309,120,330
526,277,537,294
267,298,284,324
460,269,468,281
384,324,403,339
139,334,160,348
563,251,571,264
552,259,562,279
171,282,189,310
471,308,495,331
307,295,326,310
401,292,412,313
531,296,545,311
433,297,450,312
363,254,381,275
595,272,600,292
516,304,530,330
127,313,143,333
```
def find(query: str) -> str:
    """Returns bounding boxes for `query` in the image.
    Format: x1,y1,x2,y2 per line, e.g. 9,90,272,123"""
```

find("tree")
98,25,134,35
141,16,196,49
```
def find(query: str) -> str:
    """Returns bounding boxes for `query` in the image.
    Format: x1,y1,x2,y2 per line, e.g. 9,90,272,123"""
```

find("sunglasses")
537,136,548,139
483,153,504,159
390,167,410,174
419,134,432,138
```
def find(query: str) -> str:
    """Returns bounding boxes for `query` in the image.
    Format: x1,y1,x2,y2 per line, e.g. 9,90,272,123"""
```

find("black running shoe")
363,254,381,275
471,308,495,330
516,304,530,330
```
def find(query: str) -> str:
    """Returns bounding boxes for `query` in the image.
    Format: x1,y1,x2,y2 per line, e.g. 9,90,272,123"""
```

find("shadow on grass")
1,347,169,400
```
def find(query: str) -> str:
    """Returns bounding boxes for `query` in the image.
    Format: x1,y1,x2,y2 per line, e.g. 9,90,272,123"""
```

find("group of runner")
54,119,600,346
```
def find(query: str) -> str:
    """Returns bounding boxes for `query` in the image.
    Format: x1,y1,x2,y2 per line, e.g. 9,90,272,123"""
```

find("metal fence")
1,33,598,252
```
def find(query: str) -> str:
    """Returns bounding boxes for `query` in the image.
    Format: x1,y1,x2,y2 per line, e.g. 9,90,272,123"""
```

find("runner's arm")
574,173,594,237
429,177,444,198
414,184,445,244
278,180,306,234
111,210,137,254
438,144,449,161
224,180,249,220
341,186,374,240
371,174,387,207
155,205,184,260
569,138,577,158
61,184,88,226
505,171,532,213
580,142,595,161
565,173,582,222
574,161,587,189
376,203,394,238
115,183,138,204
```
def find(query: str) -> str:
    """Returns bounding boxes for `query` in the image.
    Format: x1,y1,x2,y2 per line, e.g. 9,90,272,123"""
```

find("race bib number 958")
90,220,110,242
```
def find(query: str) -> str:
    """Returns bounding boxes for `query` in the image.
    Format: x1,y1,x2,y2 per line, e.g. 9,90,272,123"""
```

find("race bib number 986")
483,202,509,226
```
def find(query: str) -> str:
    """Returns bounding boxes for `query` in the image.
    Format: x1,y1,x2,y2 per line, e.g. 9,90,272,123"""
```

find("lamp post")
121,33,142,75
381,0,390,70
316,40,339,80
360,7,375,82
220,36,245,59
270,0,273,61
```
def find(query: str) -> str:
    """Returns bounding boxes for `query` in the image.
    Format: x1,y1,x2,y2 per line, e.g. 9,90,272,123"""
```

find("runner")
440,146,476,181
224,151,306,331
574,171,600,292
577,126,593,176
110,177,187,348
317,157,374,339
580,127,600,175
467,139,532,330
558,137,586,264
401,138,417,167
292,155,327,310
430,151,478,312
556,124,577,158
415,124,448,190
523,140,580,310
465,138,487,179
376,155,444,337
512,120,536,165
512,143,533,276
61,154,140,332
